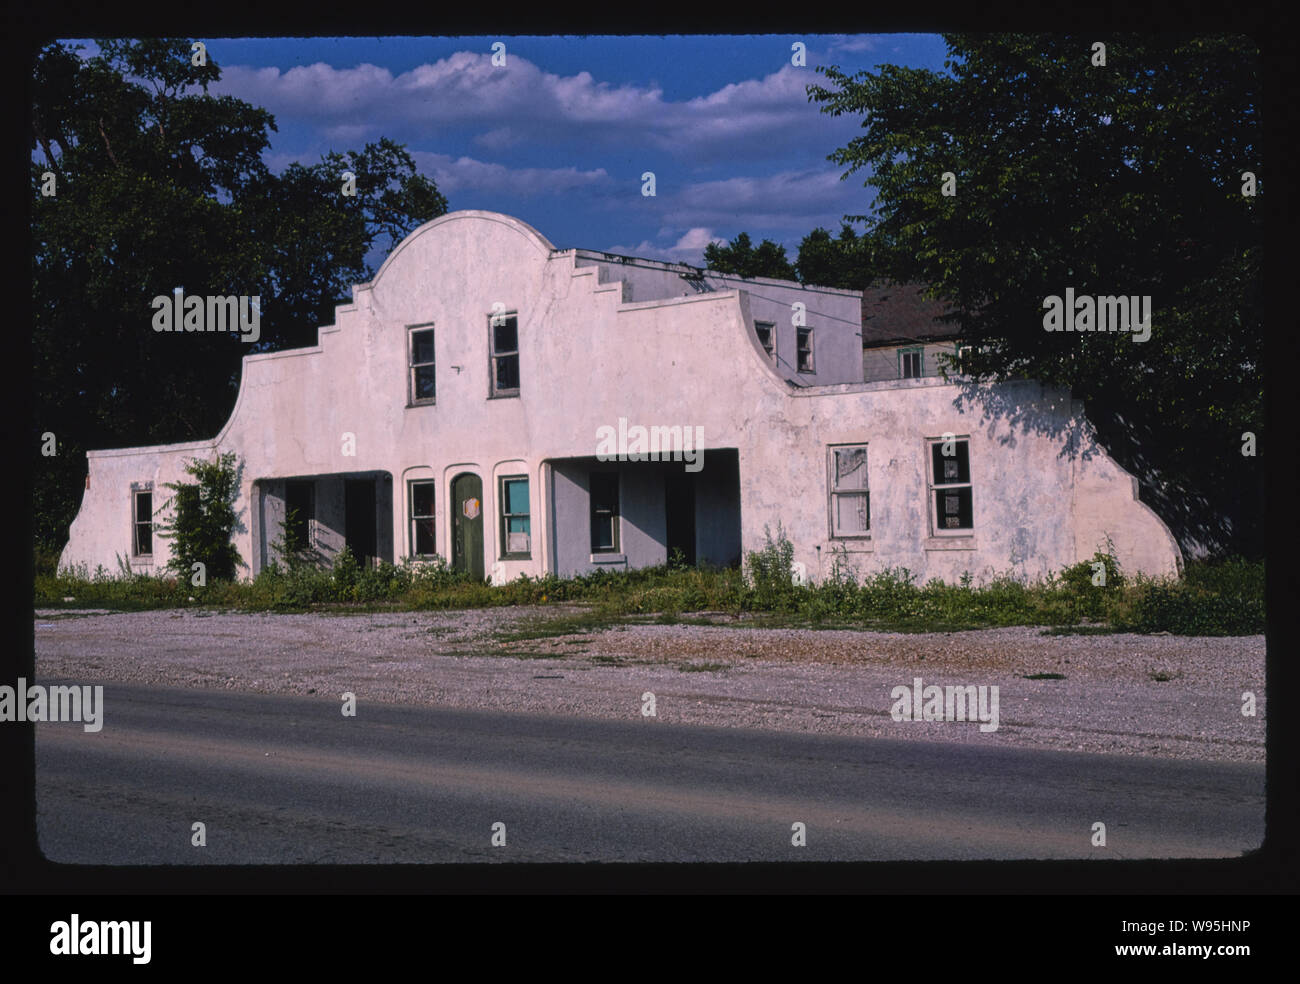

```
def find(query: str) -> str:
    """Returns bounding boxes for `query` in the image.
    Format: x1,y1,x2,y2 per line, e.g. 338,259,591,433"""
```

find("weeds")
36,535,1264,636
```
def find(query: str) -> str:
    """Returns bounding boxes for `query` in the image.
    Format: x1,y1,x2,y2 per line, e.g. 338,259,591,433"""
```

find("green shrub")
743,523,801,611
153,452,243,581
1114,558,1264,635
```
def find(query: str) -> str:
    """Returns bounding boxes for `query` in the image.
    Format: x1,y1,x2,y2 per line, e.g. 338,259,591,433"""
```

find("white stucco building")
59,210,1181,584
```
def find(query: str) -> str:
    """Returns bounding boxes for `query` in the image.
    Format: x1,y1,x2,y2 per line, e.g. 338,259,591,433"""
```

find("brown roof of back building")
859,284,960,347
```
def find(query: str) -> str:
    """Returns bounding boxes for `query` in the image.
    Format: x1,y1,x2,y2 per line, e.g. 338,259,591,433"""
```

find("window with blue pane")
500,476,530,558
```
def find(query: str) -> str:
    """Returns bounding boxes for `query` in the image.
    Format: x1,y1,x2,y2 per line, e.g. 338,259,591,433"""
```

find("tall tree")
32,40,447,553
794,223,885,289
703,232,797,280
808,34,1262,558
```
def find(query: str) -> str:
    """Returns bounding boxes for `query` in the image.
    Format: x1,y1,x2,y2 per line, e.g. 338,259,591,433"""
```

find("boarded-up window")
829,446,869,536
930,439,973,531
409,480,435,557
133,490,152,556
490,311,520,395
590,472,620,553
500,476,531,558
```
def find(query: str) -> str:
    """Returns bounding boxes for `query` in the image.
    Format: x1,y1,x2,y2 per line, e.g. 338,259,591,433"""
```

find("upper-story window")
900,346,924,379
796,326,814,372
490,311,520,397
409,325,436,405
132,488,153,556
929,438,973,533
754,321,775,360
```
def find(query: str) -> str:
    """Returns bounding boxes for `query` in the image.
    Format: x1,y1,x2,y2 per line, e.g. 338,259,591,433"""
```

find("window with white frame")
409,325,435,404
900,346,923,378
500,476,531,558
489,310,520,396
409,480,435,557
132,489,153,556
828,445,869,537
929,438,973,532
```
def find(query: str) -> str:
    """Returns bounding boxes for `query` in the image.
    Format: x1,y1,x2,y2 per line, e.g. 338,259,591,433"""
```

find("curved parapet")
1072,450,1184,578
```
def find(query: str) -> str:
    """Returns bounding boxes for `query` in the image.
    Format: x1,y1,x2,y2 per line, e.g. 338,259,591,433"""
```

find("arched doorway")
450,472,485,580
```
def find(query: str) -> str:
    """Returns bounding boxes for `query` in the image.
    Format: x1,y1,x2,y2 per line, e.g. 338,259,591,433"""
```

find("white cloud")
410,151,612,196
213,53,859,163
473,127,525,151
661,168,857,230
605,227,725,264
826,35,883,54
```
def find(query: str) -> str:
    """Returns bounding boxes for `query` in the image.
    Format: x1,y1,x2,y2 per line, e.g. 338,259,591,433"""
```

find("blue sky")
69,35,951,268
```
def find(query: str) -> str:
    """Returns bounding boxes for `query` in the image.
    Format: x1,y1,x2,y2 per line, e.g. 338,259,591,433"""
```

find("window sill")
924,536,976,551
590,553,626,564
500,554,531,562
487,392,520,400
830,536,873,550
406,400,436,409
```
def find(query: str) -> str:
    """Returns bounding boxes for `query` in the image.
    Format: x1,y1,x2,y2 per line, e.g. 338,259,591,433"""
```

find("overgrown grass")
36,548,1264,636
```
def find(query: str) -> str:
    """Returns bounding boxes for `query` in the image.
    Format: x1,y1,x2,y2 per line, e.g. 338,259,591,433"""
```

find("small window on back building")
796,327,814,372
900,347,923,379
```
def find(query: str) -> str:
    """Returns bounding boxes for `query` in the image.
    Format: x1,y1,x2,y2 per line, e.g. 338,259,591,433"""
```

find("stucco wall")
60,210,1181,585
572,251,863,386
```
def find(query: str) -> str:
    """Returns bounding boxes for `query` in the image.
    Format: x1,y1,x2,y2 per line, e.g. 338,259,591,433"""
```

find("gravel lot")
33,606,1265,762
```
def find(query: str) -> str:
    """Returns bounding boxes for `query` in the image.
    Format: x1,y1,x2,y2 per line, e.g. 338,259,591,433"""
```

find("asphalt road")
33,681,1265,863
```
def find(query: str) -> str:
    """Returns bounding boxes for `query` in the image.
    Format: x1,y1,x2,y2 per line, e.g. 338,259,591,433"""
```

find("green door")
451,473,485,580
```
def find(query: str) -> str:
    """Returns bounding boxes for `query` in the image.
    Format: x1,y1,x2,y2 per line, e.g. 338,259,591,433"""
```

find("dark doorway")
284,480,315,555
664,472,696,566
345,479,377,568
451,473,485,580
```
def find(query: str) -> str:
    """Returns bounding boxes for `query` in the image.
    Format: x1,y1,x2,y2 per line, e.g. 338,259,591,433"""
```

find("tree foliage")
703,232,797,280
793,223,887,289
807,34,1262,557
153,452,243,581
32,39,448,551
